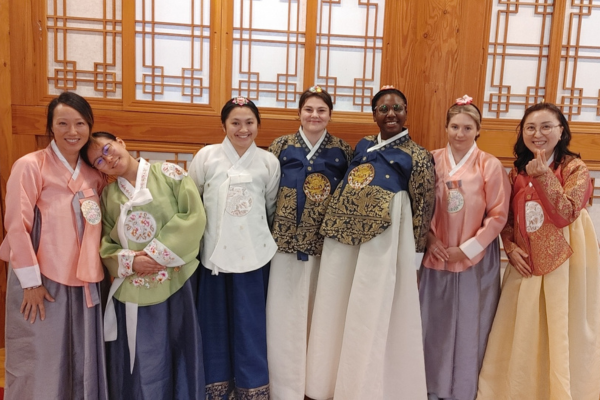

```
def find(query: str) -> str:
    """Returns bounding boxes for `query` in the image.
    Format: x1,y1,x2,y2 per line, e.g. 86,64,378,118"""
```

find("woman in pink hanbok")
0,92,108,399
419,95,510,400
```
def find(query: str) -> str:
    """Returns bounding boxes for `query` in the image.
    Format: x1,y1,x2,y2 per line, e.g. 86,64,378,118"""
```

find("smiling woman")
0,92,108,400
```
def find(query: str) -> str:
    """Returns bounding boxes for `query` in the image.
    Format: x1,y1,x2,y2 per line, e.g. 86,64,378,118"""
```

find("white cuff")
144,238,185,267
118,250,136,278
459,237,485,260
414,252,424,270
13,265,42,288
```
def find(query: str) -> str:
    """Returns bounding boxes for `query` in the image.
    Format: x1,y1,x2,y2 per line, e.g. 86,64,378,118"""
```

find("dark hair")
298,87,333,114
514,102,580,173
221,97,261,125
80,131,117,167
371,87,408,111
46,92,94,138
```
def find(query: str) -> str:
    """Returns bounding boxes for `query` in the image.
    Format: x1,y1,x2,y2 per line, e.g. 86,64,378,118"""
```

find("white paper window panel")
557,3,600,122
483,1,553,119
135,0,211,104
47,0,123,98
129,151,195,170
231,0,385,112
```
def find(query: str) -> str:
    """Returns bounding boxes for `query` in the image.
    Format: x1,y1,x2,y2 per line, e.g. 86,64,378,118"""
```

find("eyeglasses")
523,124,561,136
93,143,115,169
376,103,406,114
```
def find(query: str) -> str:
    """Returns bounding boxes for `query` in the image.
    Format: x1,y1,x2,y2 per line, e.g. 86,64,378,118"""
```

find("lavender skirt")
419,239,501,400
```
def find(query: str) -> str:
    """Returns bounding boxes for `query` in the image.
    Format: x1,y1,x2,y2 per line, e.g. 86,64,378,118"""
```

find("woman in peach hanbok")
477,103,600,400
419,95,510,400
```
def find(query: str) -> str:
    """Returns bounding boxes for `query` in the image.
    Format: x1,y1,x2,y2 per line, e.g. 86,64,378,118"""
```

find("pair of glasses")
523,124,560,136
376,104,406,114
93,143,116,169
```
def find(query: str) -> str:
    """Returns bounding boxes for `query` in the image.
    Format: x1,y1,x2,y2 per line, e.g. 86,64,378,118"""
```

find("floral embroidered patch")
447,189,464,213
226,186,253,216
525,201,544,232
124,211,157,243
347,163,375,189
161,162,187,180
81,200,101,225
303,173,331,203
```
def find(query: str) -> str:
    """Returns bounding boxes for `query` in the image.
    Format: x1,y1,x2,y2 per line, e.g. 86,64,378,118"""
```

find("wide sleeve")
459,157,511,260
500,169,518,255
532,158,592,228
1,156,43,288
188,147,207,196
142,173,206,267
408,148,436,254
264,153,282,223
268,136,285,159
99,188,135,279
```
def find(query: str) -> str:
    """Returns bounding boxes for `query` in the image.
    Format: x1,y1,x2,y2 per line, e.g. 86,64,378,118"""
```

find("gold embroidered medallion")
303,173,331,203
347,163,375,189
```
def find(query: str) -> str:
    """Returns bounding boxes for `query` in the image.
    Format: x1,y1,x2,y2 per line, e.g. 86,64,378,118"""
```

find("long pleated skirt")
266,252,320,400
5,267,109,400
477,210,600,400
419,239,501,400
106,271,205,400
198,264,270,399
305,191,427,400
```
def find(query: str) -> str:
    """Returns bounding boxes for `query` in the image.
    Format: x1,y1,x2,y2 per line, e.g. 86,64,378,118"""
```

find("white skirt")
266,252,321,400
305,191,427,400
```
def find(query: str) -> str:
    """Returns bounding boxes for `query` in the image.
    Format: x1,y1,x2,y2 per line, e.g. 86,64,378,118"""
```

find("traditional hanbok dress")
188,137,281,399
100,159,206,400
266,128,353,400
305,130,435,400
419,143,510,400
477,155,600,400
0,141,108,400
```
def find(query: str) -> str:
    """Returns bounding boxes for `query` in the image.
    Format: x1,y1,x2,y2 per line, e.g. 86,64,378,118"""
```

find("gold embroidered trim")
206,380,233,399
234,383,270,400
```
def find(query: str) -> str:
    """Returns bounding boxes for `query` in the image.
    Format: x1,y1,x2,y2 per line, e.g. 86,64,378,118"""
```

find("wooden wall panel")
385,0,492,152
0,0,12,348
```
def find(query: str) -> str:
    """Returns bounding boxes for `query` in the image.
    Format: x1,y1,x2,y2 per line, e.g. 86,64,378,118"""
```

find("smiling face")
223,106,259,156
299,96,331,136
522,109,563,156
447,112,479,158
372,93,407,140
86,137,135,178
50,104,91,160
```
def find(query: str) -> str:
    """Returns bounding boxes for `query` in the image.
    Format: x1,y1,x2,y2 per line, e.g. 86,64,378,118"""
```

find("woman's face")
299,96,331,135
51,104,91,158
447,113,479,156
223,107,258,156
522,109,563,156
86,137,132,176
372,93,407,140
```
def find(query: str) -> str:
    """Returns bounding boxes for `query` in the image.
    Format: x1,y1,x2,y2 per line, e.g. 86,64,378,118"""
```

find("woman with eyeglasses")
419,96,510,400
305,86,435,399
80,132,207,400
477,103,600,399
0,92,108,399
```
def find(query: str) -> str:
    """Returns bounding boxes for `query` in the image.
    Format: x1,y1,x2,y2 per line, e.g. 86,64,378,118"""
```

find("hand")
525,149,549,178
446,247,468,263
507,247,532,277
21,285,55,323
133,251,166,277
427,233,449,262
